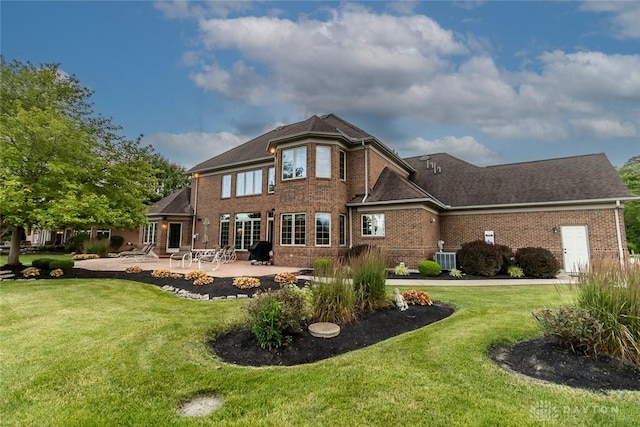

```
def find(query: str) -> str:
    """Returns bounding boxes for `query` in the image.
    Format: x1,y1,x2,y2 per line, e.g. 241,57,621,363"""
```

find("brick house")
149,114,635,272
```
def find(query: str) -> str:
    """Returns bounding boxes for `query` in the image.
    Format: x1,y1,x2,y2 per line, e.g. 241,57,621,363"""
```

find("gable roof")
186,114,407,174
148,187,192,216
404,153,634,208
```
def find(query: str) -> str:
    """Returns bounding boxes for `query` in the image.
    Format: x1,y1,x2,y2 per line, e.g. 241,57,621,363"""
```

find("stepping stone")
308,322,340,338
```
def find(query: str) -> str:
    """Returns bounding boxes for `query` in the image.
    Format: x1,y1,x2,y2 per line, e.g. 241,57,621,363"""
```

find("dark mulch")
210,304,454,366
6,264,638,391
489,337,640,391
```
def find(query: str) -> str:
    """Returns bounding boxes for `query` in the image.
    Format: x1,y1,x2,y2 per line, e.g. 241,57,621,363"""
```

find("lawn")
0,253,73,267
1,279,638,426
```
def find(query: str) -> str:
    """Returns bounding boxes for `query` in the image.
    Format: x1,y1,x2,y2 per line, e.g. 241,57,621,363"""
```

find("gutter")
362,140,368,203
444,196,640,211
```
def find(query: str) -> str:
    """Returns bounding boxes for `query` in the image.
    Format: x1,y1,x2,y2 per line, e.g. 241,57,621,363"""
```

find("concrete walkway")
75,257,575,287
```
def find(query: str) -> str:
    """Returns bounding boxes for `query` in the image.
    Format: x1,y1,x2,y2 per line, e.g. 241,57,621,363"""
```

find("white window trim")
281,212,306,246
315,212,331,247
267,167,275,193
236,169,263,197
221,175,232,198
339,214,347,246
316,145,331,178
282,147,307,180
339,149,347,181
361,213,385,237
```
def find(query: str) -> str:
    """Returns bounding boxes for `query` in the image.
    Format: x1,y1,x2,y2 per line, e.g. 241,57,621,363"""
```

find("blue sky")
2,1,639,168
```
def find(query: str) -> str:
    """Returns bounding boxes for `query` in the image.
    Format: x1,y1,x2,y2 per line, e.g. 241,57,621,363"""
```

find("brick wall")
440,207,628,269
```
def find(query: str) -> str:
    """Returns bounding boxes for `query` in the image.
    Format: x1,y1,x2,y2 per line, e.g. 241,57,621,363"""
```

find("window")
339,150,347,181
282,147,306,180
219,214,230,247
316,146,331,178
96,229,111,240
362,214,385,236
267,167,275,193
236,170,263,196
143,222,158,244
315,213,331,246
235,213,261,250
339,214,346,246
281,213,306,245
221,175,231,198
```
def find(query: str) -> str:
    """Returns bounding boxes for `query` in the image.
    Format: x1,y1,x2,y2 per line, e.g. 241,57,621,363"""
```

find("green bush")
66,232,90,253
533,305,604,354
351,248,389,311
84,242,109,258
109,235,125,251
417,260,441,277
31,258,56,269
457,240,503,277
495,244,515,274
515,247,559,279
507,265,524,278
311,265,357,324
313,258,332,278
249,296,283,350
49,260,75,271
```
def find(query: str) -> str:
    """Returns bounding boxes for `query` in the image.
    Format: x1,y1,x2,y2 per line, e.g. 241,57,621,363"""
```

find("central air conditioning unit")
434,252,457,271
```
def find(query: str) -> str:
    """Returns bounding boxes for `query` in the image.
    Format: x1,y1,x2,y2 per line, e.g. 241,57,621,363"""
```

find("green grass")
0,253,73,267
1,280,639,426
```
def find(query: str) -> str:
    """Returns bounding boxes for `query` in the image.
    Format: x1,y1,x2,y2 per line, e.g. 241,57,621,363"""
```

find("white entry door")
561,225,590,273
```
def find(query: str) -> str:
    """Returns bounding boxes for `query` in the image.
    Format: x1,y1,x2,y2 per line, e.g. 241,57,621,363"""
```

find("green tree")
0,57,156,266
619,155,640,253
148,153,190,202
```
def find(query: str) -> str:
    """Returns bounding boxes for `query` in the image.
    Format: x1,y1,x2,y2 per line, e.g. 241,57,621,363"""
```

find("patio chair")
169,246,193,268
120,243,158,262
198,248,222,272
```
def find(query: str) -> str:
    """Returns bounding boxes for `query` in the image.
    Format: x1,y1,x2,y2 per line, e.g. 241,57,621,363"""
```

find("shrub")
495,244,515,274
533,305,604,355
351,248,389,311
109,235,125,251
84,241,109,258
247,286,310,350
50,269,64,278
233,276,261,289
31,258,55,269
417,260,441,277
72,253,100,260
49,260,74,271
66,232,90,253
393,263,410,276
274,272,298,287
312,259,332,278
311,265,357,324
457,240,503,277
151,269,172,278
507,265,524,278
193,276,214,286
401,290,433,306
575,261,640,365
249,296,283,350
185,270,212,285
449,268,463,279
345,244,374,263
22,267,40,278
125,266,143,274
515,247,559,279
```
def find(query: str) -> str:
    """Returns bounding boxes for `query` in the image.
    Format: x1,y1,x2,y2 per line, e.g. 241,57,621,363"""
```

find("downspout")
191,173,199,250
614,199,625,267
348,207,353,248
361,140,368,203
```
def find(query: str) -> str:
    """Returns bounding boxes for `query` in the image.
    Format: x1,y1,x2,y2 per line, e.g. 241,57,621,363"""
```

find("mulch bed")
5,265,639,391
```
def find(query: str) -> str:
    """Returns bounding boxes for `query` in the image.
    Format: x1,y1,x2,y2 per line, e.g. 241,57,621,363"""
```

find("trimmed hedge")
515,247,560,279
457,240,505,277
31,258,56,269
417,260,441,277
31,258,74,270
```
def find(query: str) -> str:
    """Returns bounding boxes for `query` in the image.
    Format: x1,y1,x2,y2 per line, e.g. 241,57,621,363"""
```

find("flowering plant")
401,289,433,306
50,269,64,278
274,272,298,287
151,269,172,278
125,265,143,274
233,276,261,289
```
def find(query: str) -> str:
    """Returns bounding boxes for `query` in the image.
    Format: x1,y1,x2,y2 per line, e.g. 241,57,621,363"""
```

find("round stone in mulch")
177,396,223,417
308,322,340,338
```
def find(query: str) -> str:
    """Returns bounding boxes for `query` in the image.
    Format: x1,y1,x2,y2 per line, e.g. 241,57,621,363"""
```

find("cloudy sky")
2,1,639,168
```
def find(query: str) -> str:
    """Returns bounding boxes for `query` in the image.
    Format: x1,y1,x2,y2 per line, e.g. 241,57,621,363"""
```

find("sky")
2,1,639,169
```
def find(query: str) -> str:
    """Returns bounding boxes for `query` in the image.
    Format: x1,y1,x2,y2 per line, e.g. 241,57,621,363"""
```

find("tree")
0,57,156,266
619,155,640,253
148,153,190,202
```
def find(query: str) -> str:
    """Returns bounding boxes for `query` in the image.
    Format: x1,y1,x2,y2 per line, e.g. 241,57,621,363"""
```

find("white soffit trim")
441,203,623,216
353,203,440,214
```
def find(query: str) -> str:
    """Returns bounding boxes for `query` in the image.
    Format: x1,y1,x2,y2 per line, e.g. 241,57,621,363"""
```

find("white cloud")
404,136,501,166
154,1,253,19
170,4,640,145
145,131,246,169
580,1,640,39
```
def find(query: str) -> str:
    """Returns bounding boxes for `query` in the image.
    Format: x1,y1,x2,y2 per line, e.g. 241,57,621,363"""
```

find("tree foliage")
619,155,640,253
0,57,156,265
148,153,190,202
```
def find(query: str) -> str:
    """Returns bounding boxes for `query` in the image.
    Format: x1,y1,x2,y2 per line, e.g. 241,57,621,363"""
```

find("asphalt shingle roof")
148,187,192,216
403,153,633,207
